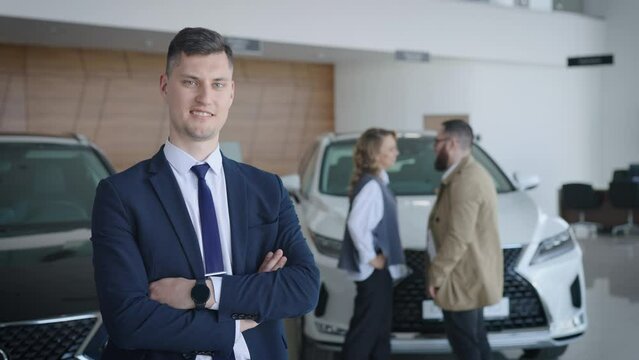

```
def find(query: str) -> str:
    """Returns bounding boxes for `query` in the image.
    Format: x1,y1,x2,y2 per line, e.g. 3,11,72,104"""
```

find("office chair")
613,169,629,182
629,164,639,183
561,183,602,237
608,180,639,236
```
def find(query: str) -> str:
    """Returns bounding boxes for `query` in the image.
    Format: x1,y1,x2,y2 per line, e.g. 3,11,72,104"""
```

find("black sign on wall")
567,54,614,67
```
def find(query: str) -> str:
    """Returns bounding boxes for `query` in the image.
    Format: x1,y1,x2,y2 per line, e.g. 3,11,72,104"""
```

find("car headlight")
530,229,576,265
310,232,342,258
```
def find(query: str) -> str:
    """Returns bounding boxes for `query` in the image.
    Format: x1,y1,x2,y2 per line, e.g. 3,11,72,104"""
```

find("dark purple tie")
191,164,236,360
191,164,225,275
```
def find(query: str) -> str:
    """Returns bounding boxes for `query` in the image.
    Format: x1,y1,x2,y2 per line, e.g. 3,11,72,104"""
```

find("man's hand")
428,285,438,299
369,254,386,270
258,249,287,272
149,277,213,309
148,249,286,321
237,250,287,332
240,319,258,332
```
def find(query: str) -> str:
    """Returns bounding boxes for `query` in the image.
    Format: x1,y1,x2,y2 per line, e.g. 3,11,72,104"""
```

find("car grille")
392,248,548,333
0,315,97,360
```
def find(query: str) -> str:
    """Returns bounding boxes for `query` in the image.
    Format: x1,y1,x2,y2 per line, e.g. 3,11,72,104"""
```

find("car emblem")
0,349,7,360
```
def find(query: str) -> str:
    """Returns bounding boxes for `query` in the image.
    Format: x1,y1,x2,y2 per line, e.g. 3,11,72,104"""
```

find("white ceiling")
0,15,391,64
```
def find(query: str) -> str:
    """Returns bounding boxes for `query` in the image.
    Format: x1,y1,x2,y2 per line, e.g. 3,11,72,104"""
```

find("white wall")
598,0,639,186
1,0,625,213
335,58,603,216
0,0,604,66
584,0,608,18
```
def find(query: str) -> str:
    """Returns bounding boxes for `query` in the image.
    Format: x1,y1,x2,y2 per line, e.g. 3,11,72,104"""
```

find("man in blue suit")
91,27,320,360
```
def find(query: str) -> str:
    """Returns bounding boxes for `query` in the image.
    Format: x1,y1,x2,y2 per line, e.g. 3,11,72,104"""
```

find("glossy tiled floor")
288,233,639,359
391,233,639,359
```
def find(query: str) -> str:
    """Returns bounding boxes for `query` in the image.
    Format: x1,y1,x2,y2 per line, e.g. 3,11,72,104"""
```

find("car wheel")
521,345,568,359
301,335,339,360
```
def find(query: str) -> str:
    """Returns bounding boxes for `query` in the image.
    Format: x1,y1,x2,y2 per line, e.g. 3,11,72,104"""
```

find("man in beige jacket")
427,120,503,360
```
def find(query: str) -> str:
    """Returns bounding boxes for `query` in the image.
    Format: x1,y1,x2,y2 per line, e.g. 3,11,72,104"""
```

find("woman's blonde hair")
349,128,396,196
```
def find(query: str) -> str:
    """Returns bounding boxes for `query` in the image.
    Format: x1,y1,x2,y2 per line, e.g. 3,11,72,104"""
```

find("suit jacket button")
435,217,439,222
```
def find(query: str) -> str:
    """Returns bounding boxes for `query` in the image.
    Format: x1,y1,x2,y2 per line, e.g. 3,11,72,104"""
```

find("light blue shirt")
163,140,250,360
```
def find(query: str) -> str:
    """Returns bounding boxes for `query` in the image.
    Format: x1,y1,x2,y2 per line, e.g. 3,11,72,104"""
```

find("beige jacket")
428,155,503,311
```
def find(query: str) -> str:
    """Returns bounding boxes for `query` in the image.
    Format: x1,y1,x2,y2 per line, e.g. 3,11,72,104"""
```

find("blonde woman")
338,128,406,360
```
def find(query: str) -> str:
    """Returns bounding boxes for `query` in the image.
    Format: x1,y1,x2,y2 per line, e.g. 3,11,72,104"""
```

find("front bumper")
305,245,587,353
311,328,584,354
0,313,107,360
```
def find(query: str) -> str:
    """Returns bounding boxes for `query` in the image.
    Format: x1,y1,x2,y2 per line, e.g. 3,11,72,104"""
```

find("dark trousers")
442,308,492,360
341,268,393,360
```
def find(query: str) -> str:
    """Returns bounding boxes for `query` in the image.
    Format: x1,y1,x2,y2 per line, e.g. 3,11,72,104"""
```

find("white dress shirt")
442,159,461,182
164,140,250,360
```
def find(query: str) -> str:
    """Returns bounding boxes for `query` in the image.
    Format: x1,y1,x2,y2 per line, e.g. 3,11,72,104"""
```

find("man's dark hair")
442,119,474,150
165,27,233,75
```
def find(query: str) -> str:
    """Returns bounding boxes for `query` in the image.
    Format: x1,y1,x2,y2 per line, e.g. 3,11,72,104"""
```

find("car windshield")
0,142,110,237
319,136,515,196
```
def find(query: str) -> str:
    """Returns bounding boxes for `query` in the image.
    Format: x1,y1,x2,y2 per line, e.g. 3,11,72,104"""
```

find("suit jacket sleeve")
428,177,481,288
217,176,320,323
91,178,236,355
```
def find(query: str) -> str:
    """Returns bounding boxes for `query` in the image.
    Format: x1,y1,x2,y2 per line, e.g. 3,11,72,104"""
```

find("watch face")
191,283,210,304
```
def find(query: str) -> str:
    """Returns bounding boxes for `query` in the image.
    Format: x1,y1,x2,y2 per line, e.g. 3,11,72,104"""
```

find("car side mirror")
513,172,540,191
282,174,301,203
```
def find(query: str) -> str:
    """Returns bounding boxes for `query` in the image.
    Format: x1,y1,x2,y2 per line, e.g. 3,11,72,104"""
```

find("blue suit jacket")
91,147,320,360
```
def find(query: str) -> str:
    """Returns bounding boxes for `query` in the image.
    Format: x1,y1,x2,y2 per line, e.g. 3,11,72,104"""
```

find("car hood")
309,190,541,250
0,229,98,323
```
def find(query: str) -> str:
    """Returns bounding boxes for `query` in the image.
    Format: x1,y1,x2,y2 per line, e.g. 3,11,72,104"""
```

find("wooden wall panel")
0,75,27,132
26,47,85,77
81,50,129,77
0,44,334,174
0,46,25,74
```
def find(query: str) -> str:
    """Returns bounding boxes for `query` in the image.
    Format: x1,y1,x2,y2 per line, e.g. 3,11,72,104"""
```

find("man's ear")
449,136,459,150
159,74,169,98
230,80,235,102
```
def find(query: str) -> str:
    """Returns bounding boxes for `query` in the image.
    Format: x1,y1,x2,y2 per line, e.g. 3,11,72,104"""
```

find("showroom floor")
391,233,639,359
286,233,639,359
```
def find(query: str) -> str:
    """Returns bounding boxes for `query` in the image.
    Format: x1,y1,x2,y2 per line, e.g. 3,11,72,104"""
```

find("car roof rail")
71,133,90,145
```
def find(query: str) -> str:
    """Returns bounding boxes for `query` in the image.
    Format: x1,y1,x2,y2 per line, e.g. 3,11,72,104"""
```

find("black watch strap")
191,278,210,310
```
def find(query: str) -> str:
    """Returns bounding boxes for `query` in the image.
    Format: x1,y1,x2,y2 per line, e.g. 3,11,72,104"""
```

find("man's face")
376,135,399,171
160,52,234,145
433,130,451,172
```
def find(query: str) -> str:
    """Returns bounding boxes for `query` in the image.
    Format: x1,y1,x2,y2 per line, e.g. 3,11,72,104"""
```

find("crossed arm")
148,249,289,332
91,177,319,354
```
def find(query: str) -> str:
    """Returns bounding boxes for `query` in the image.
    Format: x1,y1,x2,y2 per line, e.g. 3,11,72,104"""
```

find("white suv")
283,132,587,359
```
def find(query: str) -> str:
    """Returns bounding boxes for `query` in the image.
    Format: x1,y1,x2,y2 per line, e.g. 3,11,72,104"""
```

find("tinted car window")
0,143,110,237
319,136,514,196
0,139,112,359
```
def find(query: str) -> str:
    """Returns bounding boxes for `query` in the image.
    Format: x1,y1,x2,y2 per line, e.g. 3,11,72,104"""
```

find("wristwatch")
191,279,211,310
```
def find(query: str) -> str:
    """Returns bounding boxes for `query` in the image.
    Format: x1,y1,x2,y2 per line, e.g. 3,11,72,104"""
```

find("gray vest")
338,174,405,273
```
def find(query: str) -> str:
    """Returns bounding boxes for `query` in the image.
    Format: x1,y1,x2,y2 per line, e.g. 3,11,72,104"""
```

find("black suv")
0,133,114,360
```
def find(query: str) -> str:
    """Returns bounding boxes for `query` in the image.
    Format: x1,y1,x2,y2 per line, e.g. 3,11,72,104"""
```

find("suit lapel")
223,156,248,275
147,147,205,278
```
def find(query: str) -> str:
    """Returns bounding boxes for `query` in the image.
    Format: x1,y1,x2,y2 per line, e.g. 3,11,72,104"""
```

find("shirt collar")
441,154,473,184
442,159,461,182
163,140,223,175
379,169,390,184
